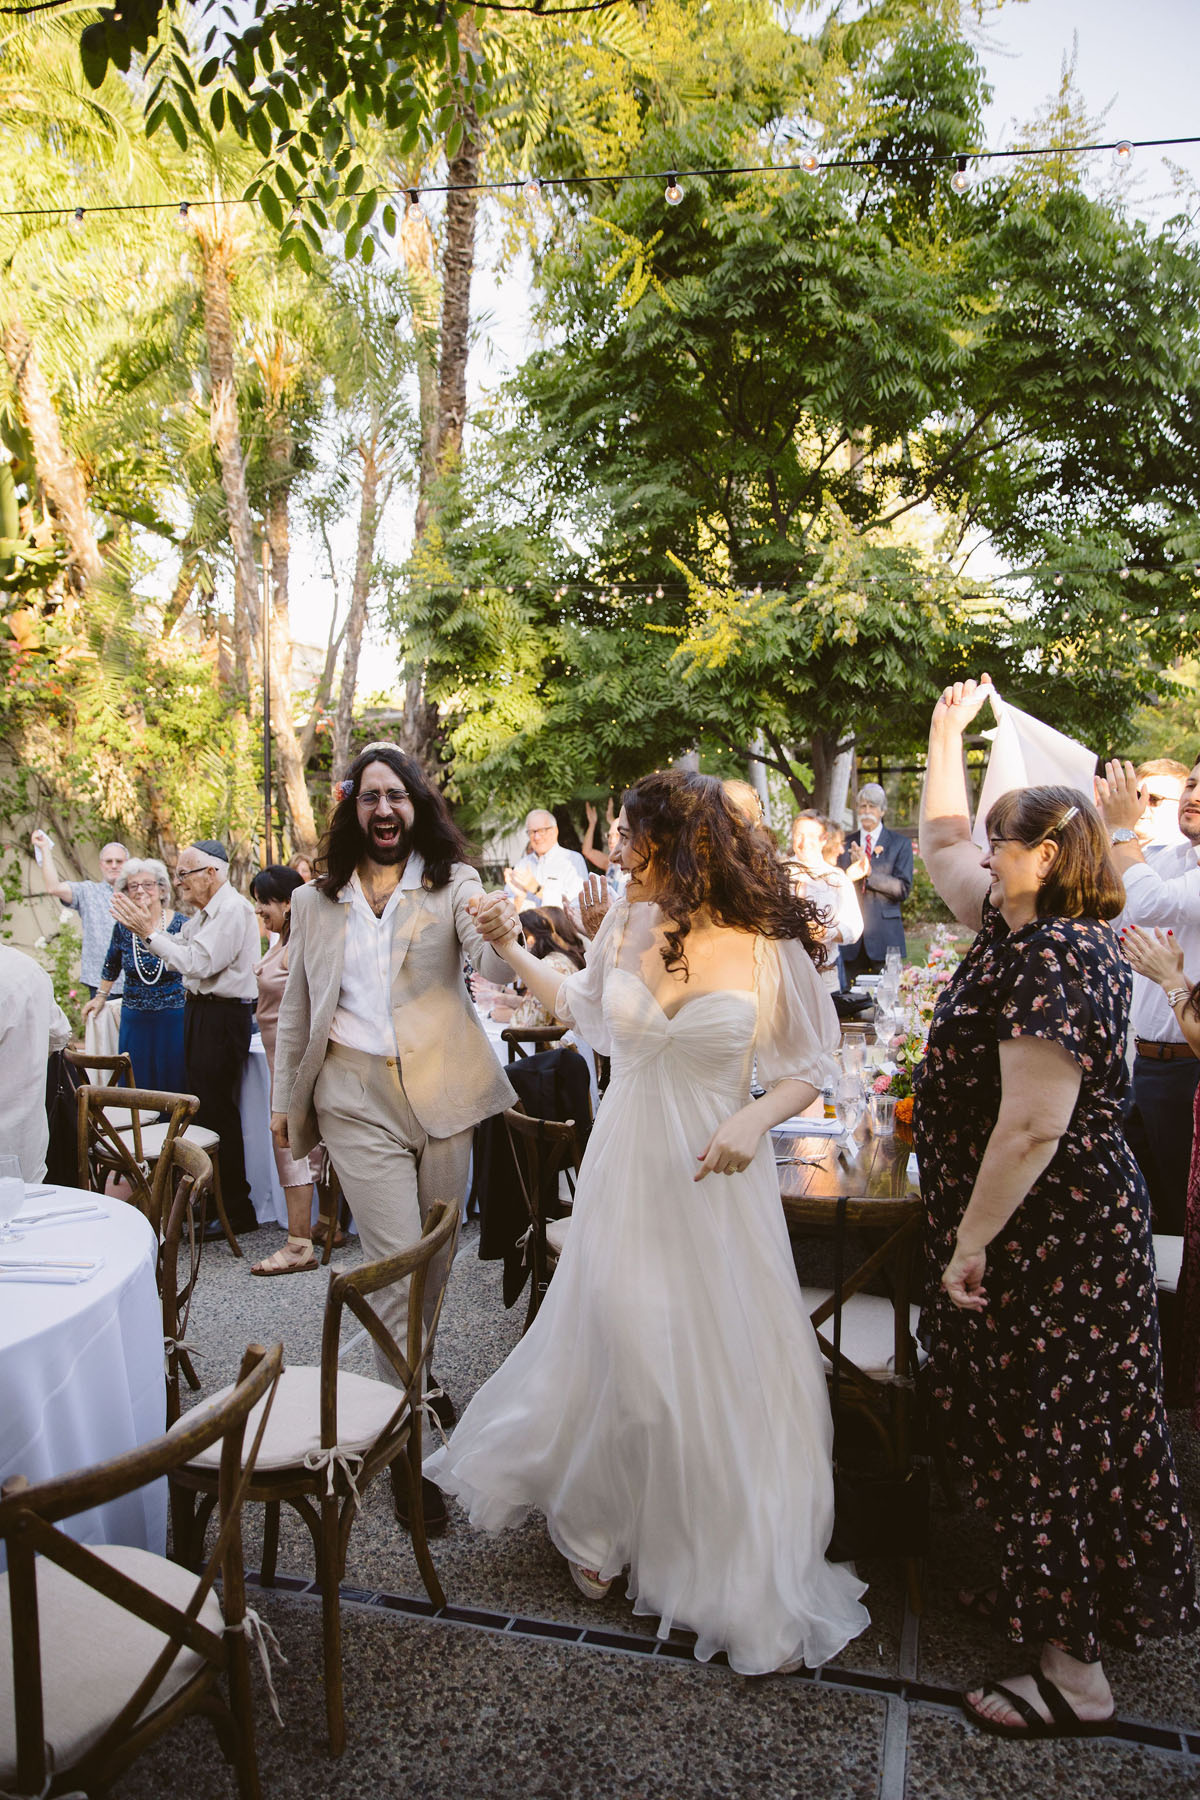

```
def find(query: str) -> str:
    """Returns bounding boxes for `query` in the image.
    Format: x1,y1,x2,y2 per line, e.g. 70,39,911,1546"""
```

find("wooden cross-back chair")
170,1199,460,1756
500,1023,567,1062
76,1083,198,1236
68,1051,241,1257
503,1106,581,1332
0,1341,283,1800
64,1047,135,1089
161,1138,215,1427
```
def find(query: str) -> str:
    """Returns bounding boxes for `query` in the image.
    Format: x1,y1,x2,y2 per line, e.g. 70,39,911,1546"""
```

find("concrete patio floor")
113,1219,1200,1800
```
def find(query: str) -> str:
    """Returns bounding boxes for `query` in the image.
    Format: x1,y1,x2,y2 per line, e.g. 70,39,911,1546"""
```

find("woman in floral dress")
915,676,1197,1739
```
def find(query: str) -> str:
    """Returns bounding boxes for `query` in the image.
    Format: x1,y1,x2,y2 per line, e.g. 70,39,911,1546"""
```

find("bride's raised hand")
694,1109,763,1181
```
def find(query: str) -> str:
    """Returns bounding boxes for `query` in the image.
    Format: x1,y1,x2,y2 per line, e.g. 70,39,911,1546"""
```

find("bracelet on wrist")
1164,985,1191,1011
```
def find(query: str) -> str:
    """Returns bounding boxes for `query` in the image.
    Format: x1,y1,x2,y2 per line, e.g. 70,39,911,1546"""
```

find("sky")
298,0,1200,696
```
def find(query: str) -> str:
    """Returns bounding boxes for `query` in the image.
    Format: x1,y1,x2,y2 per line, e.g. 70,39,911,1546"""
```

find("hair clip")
338,779,355,801
1057,806,1079,828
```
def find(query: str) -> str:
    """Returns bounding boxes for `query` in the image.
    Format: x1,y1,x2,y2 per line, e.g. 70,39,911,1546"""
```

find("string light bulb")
70,206,84,230
664,172,683,206
175,201,191,228
407,188,421,212
1113,140,1134,166
522,176,542,201
800,152,820,174
289,202,302,223
951,157,970,194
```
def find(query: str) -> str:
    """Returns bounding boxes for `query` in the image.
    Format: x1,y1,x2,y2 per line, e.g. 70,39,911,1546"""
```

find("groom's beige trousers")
314,1043,470,1385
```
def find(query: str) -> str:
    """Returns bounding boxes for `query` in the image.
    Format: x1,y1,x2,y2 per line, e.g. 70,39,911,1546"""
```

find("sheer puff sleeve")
755,936,841,1089
551,901,624,1056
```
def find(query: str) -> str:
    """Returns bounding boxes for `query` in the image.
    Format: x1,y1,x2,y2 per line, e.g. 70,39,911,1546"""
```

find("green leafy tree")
402,18,1200,818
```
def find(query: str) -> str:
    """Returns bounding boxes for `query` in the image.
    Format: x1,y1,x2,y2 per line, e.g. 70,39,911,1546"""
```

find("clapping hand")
1121,924,1184,988
110,889,157,940
584,800,598,829
578,874,610,938
1094,759,1146,832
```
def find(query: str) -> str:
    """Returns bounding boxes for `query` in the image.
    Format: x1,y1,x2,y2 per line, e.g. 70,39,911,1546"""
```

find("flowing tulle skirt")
427,988,869,1675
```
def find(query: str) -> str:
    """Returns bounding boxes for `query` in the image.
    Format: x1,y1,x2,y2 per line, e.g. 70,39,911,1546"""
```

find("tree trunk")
197,232,260,693
264,410,318,856
400,66,481,775
1,312,102,593
332,439,382,786
809,728,853,815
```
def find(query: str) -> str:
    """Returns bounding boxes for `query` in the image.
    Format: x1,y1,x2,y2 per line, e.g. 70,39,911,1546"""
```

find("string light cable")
6,134,1199,225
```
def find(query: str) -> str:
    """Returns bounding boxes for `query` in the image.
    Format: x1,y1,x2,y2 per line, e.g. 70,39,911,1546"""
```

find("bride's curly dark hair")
622,770,826,975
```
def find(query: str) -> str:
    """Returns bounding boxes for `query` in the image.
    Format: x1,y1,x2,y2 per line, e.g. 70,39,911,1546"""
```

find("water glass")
835,1072,866,1135
869,1092,897,1136
841,1039,866,1077
0,1154,25,1242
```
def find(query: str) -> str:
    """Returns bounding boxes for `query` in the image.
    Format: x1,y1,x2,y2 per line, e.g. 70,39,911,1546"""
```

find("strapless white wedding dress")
426,909,869,1674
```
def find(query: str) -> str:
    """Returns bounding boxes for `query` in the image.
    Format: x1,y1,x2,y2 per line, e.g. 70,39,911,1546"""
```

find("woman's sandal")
963,1669,1114,1740
250,1242,319,1277
311,1220,348,1250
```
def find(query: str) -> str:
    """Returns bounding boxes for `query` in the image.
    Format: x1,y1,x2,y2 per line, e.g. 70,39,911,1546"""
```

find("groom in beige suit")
271,743,518,1526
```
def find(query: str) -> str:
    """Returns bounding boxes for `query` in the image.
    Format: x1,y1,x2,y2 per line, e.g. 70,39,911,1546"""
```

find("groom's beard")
364,817,412,865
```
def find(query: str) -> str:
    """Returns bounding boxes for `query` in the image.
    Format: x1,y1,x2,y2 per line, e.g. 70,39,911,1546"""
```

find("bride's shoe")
568,1560,612,1600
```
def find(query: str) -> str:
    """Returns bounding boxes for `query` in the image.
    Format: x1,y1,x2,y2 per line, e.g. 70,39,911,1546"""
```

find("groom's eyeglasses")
357,788,411,808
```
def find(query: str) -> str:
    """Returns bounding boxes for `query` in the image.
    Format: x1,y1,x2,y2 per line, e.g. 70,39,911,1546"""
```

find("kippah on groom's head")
190,840,229,863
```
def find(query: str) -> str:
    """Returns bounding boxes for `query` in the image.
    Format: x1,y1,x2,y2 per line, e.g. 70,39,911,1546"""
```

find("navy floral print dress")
914,903,1198,1661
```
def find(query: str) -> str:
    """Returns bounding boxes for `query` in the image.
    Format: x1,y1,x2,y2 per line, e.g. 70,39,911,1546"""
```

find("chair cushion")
545,1216,571,1256
117,1122,220,1156
804,1291,927,1380
170,1366,405,1472
0,1544,223,1785
1154,1234,1184,1295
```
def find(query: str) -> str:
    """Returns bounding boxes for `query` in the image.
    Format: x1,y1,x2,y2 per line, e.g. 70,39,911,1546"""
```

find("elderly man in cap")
837,783,914,983
112,839,260,1237
504,808,587,911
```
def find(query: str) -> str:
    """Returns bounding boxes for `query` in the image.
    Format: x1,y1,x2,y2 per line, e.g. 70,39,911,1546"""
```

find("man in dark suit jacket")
836,783,914,982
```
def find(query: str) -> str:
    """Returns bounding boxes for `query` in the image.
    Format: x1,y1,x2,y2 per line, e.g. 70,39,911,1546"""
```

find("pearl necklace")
132,911,170,985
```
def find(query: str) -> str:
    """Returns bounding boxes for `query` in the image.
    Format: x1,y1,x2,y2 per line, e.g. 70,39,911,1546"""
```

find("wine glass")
0,1154,26,1243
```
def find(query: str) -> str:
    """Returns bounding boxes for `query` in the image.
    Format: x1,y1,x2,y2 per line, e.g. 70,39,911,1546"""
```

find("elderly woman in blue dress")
82,857,186,1092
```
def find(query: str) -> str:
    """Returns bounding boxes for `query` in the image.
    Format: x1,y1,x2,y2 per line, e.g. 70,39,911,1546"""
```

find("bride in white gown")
427,771,869,1674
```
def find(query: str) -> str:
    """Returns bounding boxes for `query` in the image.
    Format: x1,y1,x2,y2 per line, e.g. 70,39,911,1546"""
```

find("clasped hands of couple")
467,889,767,1185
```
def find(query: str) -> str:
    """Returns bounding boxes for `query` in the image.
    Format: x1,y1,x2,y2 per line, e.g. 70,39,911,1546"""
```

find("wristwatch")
1110,827,1137,845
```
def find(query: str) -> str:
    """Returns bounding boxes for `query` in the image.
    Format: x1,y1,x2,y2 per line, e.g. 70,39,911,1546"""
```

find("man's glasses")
357,789,411,808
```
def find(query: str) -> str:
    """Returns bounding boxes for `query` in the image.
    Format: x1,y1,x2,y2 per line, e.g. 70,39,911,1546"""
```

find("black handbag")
826,1193,930,1561
43,1048,83,1188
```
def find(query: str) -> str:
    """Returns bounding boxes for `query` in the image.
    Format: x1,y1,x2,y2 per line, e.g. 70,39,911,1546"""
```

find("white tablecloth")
240,1034,289,1228
0,1190,166,1560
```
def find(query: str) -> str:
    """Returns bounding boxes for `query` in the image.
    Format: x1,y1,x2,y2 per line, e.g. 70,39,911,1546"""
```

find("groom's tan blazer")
273,863,517,1158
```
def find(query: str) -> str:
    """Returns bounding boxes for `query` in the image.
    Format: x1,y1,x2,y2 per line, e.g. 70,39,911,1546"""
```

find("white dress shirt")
790,866,863,990
147,876,259,999
0,946,71,1181
1119,840,1200,1042
329,854,426,1056
510,844,587,909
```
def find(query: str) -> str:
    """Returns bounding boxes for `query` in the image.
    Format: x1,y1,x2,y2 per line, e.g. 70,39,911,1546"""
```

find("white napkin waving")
971,689,1097,849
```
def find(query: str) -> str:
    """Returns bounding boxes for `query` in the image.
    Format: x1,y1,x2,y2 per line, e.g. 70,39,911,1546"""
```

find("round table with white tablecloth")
0,1189,166,1560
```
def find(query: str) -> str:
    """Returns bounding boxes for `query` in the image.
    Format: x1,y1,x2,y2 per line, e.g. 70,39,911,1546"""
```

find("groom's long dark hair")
623,770,826,978
315,745,470,896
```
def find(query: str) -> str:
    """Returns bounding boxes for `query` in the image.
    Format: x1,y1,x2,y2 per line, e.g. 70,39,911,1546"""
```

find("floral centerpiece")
871,929,965,1140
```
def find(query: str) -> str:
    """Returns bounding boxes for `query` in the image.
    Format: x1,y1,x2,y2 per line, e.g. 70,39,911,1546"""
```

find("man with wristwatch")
1096,756,1200,1234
